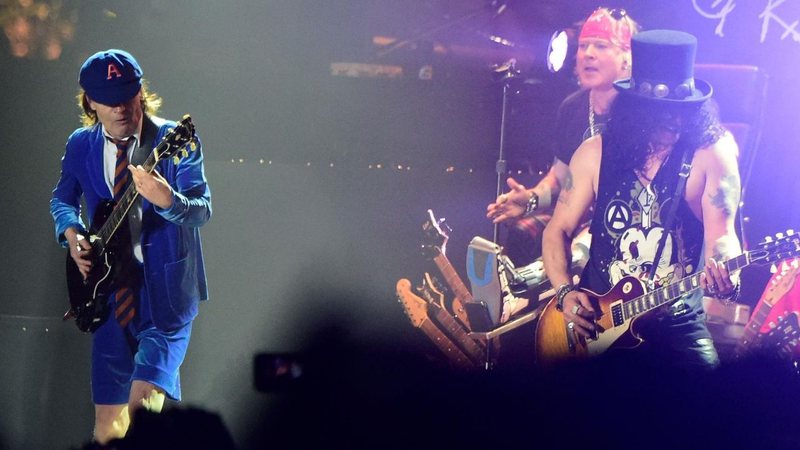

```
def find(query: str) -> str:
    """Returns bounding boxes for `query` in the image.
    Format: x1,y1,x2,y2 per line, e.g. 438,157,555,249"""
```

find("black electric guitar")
750,312,800,358
536,231,800,365
64,115,197,332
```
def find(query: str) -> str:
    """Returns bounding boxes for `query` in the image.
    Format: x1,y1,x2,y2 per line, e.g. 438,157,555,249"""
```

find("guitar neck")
623,252,751,320
738,302,774,350
96,149,161,248
432,253,475,304
427,302,485,364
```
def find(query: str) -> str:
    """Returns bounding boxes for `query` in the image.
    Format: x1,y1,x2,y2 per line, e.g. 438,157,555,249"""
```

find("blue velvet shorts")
91,278,192,405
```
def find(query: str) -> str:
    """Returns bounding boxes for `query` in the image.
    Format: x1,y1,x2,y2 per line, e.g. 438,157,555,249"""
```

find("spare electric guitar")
735,258,800,358
536,231,800,365
64,115,197,332
421,209,474,331
396,278,485,369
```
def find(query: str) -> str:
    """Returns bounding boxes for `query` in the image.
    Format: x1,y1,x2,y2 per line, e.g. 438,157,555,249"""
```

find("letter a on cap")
107,63,122,80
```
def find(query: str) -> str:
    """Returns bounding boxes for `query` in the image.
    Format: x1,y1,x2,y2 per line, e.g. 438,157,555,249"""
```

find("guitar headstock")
750,230,800,266
421,209,451,259
156,115,198,164
396,278,428,328
763,258,800,307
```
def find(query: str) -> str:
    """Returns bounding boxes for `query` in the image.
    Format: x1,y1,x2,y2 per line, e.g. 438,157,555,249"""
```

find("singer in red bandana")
488,8,640,267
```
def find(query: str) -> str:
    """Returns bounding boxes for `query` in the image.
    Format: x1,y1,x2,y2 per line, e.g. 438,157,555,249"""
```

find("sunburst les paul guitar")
536,232,800,365
63,116,197,333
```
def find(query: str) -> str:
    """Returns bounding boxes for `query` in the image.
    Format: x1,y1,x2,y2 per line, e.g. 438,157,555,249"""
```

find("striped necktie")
110,137,131,202
108,136,137,328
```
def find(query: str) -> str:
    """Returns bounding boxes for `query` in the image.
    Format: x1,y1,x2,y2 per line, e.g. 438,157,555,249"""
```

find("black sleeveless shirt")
580,141,710,341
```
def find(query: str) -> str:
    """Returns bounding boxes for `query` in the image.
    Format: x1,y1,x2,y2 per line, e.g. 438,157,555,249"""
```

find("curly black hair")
602,93,726,174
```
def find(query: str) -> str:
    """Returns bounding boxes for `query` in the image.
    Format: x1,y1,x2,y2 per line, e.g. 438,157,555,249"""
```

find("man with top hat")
50,49,211,443
541,29,741,368
487,7,640,267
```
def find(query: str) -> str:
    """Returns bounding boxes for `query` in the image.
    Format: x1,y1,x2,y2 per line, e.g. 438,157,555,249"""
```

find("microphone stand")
492,59,520,244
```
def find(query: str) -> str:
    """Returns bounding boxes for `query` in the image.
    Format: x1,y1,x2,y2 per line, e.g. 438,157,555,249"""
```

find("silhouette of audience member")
75,406,236,450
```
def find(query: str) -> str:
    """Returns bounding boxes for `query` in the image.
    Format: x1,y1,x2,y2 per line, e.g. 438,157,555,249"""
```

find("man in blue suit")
50,49,211,444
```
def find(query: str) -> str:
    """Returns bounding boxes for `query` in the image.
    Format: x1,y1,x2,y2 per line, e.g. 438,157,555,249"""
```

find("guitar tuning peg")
776,232,785,239
788,229,796,236
764,236,774,243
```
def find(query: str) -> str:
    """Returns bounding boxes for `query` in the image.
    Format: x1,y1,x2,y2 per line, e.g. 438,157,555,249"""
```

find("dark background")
1,0,799,448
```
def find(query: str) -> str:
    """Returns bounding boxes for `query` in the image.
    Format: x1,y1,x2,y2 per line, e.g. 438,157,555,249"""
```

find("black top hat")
614,30,712,103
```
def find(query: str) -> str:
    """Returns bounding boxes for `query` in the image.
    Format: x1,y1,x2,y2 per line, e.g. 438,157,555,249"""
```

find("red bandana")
579,9,633,51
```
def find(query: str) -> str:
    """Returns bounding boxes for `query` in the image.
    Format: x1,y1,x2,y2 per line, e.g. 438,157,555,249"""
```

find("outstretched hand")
486,177,530,224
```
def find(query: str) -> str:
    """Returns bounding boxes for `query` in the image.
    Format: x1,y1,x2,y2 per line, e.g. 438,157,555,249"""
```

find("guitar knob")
769,321,776,328
771,264,778,273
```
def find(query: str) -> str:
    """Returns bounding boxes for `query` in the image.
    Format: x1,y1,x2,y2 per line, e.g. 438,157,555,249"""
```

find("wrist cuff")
715,282,741,303
555,283,573,312
524,193,539,217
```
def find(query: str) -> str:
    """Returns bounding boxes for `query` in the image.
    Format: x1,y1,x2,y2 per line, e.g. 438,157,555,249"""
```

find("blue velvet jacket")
50,116,211,331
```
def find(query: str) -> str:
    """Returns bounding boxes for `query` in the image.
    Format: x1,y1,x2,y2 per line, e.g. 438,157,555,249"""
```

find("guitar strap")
646,146,695,284
131,115,159,166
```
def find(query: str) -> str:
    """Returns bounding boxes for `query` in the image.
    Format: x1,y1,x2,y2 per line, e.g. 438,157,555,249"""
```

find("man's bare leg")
93,380,165,444
128,379,166,416
94,404,129,444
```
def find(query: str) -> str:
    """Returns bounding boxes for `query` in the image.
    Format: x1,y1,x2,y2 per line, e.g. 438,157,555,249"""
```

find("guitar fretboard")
95,150,162,253
622,252,751,320
739,302,774,348
433,253,475,304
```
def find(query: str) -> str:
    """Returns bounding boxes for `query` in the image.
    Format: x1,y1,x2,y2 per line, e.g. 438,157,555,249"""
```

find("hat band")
629,77,696,100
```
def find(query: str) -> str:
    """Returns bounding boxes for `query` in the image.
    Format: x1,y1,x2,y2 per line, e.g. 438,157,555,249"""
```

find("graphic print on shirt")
604,181,688,288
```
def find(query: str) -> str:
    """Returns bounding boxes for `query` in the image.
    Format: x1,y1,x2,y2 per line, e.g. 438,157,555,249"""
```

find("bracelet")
715,282,741,303
555,283,573,312
524,192,539,216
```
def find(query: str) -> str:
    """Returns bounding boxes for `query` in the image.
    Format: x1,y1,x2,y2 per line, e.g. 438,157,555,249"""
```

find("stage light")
547,30,569,73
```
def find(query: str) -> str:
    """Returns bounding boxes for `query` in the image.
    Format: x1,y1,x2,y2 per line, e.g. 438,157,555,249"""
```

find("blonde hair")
76,78,162,127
